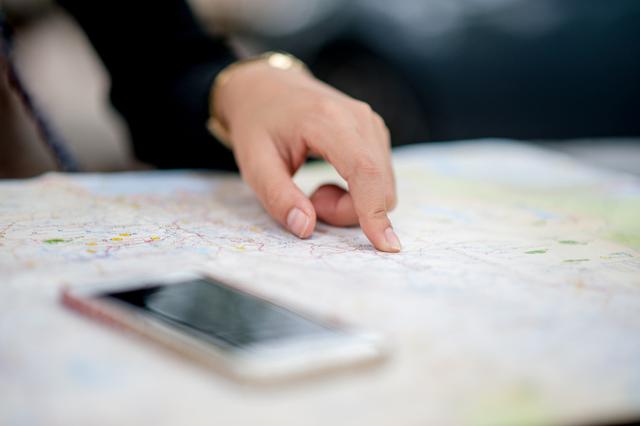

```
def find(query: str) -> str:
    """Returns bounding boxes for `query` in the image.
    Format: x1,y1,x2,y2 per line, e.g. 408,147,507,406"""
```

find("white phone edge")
60,270,389,384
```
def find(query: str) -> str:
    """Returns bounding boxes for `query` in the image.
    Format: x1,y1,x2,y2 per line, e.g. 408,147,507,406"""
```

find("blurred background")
1,0,640,177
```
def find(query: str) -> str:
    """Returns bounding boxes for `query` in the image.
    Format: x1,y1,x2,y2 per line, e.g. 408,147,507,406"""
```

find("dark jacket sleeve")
57,0,238,170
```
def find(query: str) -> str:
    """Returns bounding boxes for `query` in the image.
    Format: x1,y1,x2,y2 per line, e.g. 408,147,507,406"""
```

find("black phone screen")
99,278,336,350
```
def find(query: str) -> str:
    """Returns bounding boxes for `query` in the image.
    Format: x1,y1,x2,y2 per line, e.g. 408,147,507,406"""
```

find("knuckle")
353,154,382,177
374,112,388,131
352,100,372,116
312,98,343,118
368,206,388,220
374,113,391,141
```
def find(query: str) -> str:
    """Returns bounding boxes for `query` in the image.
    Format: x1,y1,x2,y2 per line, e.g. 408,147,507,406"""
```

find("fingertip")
366,226,401,253
286,204,316,239
383,226,402,252
360,214,402,253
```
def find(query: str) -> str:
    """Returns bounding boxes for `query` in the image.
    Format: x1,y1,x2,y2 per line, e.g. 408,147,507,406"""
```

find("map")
1,140,639,425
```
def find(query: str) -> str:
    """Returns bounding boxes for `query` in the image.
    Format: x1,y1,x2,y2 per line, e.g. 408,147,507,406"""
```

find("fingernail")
384,227,402,252
287,207,310,238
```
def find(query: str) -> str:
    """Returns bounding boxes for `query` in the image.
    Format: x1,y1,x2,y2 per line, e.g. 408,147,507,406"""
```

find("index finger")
346,154,401,252
307,120,401,252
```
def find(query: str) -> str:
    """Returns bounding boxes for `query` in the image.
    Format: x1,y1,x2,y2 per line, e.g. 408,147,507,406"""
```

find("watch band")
206,51,308,150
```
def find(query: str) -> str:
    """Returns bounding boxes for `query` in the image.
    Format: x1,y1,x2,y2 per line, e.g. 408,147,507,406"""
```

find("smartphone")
61,272,387,383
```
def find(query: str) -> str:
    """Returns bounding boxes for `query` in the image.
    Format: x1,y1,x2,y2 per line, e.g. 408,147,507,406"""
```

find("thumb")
235,135,316,239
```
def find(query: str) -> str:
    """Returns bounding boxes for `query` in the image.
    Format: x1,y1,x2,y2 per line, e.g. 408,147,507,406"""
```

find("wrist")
207,52,308,149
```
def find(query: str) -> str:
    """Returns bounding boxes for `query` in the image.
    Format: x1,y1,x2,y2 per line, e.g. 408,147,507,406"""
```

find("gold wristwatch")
206,51,308,149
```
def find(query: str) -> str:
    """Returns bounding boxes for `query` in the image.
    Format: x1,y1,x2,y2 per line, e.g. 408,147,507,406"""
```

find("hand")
214,60,401,252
